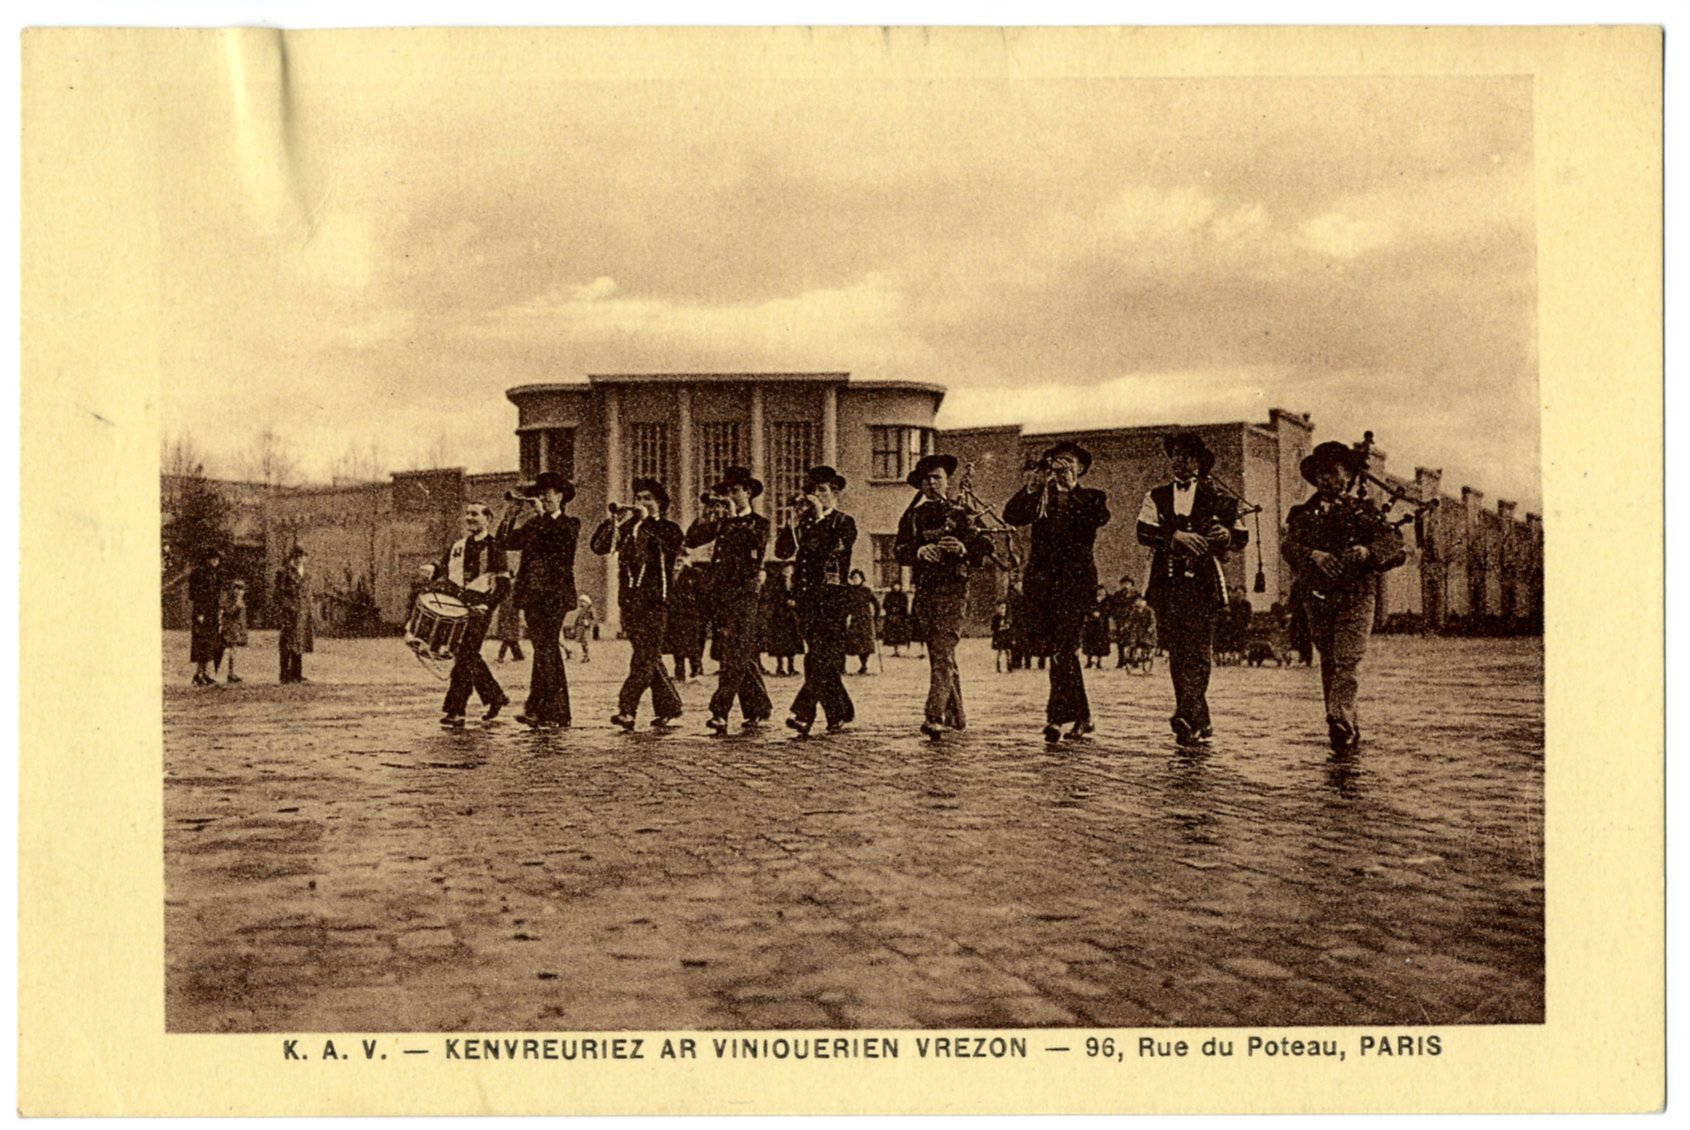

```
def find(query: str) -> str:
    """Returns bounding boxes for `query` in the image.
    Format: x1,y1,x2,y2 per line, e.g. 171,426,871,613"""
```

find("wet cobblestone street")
163,632,1543,1033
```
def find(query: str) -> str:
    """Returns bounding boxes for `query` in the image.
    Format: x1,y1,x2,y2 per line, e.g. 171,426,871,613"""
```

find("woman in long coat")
762,564,804,676
880,581,911,655
1082,584,1113,667
665,561,704,680
843,569,880,674
187,549,225,685
275,546,314,683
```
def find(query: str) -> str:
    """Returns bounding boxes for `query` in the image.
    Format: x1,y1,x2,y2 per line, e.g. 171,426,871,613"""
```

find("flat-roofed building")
506,372,946,629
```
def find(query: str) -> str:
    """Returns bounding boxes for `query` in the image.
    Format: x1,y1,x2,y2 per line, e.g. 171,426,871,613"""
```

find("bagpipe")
899,460,1021,580
1343,431,1442,541
1295,431,1435,603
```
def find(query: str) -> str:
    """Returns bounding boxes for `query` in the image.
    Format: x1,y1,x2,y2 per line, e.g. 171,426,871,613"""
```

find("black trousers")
279,650,303,682
790,587,853,726
523,603,571,724
1027,588,1091,726
709,587,772,721
443,612,504,716
621,604,683,719
1156,584,1219,732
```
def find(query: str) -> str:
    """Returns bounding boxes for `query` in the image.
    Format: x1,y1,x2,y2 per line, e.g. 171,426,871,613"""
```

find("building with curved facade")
506,372,945,629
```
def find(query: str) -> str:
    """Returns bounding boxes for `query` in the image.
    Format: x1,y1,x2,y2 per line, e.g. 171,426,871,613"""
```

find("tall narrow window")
627,422,671,500
519,432,542,478
696,421,742,495
869,425,937,482
768,421,816,528
542,428,576,479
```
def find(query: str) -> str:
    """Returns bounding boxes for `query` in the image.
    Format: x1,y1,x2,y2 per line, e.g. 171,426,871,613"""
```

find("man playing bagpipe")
1136,431,1248,748
1280,441,1407,753
893,453,996,741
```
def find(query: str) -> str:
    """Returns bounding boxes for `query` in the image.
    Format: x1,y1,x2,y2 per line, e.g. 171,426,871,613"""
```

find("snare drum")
405,590,471,661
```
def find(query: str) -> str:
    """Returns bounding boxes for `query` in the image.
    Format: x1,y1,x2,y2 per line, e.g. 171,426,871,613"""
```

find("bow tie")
1174,479,1196,489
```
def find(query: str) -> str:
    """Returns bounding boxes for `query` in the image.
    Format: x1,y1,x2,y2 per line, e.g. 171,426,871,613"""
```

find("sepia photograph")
19,21,1661,1116
155,34,1544,1036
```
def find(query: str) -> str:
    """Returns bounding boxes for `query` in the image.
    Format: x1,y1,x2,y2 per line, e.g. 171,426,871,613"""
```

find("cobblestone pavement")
164,632,1542,1032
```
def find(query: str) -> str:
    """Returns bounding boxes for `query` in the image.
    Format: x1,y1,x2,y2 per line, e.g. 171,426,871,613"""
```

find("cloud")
1298,212,1396,259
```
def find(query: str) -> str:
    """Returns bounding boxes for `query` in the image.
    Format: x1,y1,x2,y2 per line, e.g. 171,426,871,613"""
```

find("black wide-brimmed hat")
711,465,764,499
1299,441,1362,486
631,476,670,511
1039,440,1093,476
905,453,958,488
1163,430,1216,474
519,470,576,504
804,464,847,492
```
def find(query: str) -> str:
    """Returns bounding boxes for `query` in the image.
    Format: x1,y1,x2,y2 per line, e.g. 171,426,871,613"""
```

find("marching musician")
685,467,773,734
427,502,511,728
1280,441,1407,753
590,477,685,731
893,453,994,741
1003,441,1111,743
775,465,857,736
497,470,579,729
1136,431,1248,747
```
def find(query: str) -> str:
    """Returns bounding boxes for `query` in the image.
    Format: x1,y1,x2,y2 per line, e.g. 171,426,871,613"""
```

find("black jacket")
893,495,992,595
590,515,685,610
1282,491,1406,602
500,509,580,617
1136,480,1245,610
775,508,857,600
685,510,770,595
1003,483,1111,602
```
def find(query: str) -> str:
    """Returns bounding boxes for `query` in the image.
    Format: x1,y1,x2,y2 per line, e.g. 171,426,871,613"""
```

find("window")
871,534,902,589
522,428,575,479
869,425,936,481
627,422,672,500
696,421,742,495
768,421,817,527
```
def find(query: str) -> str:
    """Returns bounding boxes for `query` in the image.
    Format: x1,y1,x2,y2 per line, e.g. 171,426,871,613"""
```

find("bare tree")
238,426,302,488
330,441,387,485
161,431,209,479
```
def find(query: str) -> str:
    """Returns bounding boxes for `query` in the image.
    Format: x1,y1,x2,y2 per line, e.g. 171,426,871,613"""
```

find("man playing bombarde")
590,477,685,731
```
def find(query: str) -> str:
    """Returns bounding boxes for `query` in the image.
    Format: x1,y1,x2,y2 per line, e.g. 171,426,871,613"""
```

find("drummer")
425,501,512,728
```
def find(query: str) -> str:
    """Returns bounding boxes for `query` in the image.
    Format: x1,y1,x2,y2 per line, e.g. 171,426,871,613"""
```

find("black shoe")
650,715,681,729
1043,724,1063,745
825,719,848,734
483,697,507,722
1327,719,1358,753
742,716,769,732
1066,719,1096,741
1196,725,1214,745
516,713,541,728
440,714,466,729
920,721,945,742
706,716,729,735
1171,716,1200,747
226,674,243,684
785,716,813,738
610,712,637,732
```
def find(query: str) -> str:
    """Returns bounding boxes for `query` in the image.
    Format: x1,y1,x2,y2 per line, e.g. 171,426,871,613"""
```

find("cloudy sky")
160,35,1539,508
